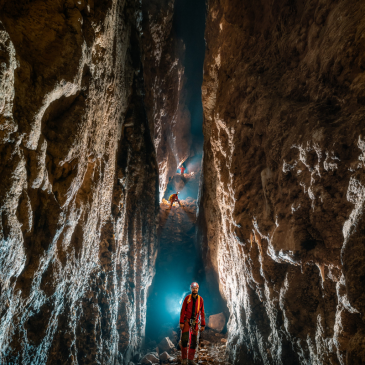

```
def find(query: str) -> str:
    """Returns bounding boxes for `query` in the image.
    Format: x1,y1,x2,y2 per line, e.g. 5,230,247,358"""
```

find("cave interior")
0,0,365,364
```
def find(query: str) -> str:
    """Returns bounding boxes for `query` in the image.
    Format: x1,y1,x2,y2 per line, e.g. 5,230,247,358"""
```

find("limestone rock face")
199,0,365,364
141,0,192,201
0,0,159,363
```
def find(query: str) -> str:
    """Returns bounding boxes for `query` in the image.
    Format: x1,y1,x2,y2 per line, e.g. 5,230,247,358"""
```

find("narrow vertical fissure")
144,0,229,362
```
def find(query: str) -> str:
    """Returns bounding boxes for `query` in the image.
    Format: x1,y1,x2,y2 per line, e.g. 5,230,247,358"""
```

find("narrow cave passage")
144,0,228,360
173,0,206,149
2,0,365,364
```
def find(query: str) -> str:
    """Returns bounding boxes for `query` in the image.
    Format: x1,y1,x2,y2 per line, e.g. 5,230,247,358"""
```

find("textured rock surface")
207,312,226,333
158,336,175,354
199,0,365,364
141,0,193,201
0,0,159,363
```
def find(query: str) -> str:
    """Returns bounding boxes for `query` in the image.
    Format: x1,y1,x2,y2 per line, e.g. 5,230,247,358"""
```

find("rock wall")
0,0,159,364
141,0,192,200
199,0,365,364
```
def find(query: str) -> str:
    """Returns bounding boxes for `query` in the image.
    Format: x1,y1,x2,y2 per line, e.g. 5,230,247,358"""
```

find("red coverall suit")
169,194,181,208
180,166,185,175
179,294,206,361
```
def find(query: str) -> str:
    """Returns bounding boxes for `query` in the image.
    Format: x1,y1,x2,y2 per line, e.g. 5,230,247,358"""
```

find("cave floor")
143,328,231,365
172,329,230,365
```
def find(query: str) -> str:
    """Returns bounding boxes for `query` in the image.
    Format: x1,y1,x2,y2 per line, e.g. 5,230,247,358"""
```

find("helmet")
190,282,199,289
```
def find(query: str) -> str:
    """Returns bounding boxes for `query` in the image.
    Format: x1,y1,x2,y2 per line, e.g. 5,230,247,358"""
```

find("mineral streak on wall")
199,0,365,364
0,0,159,364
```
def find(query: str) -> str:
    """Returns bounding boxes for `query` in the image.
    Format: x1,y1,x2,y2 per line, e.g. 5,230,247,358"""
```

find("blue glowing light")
165,291,190,315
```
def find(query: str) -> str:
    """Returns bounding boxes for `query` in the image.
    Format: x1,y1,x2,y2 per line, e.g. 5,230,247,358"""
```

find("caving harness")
169,193,179,202
187,294,202,328
179,294,202,346
179,290,204,358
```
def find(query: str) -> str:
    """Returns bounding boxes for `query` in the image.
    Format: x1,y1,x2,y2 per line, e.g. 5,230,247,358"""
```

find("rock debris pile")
140,329,230,365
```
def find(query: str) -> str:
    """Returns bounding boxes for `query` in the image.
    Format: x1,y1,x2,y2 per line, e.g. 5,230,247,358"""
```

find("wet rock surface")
0,0,160,363
199,0,365,364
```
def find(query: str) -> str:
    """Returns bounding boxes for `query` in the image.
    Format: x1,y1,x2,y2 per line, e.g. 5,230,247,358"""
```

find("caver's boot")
181,359,188,365
188,360,198,365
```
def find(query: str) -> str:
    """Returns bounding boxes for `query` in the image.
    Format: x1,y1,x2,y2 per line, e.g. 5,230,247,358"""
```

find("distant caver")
169,192,182,208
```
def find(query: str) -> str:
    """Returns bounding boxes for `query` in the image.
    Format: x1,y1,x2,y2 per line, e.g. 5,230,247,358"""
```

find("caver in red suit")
179,282,206,363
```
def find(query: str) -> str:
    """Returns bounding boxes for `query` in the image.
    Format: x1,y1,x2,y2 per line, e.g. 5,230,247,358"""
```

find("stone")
207,313,226,333
158,337,176,353
159,351,171,361
141,353,160,364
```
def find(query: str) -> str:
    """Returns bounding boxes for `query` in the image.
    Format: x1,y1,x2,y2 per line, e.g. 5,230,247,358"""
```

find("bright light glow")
165,291,189,315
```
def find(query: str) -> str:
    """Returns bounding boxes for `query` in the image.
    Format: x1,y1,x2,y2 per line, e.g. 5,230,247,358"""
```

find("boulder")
141,353,159,364
158,336,175,353
171,330,178,346
159,351,171,361
207,313,226,333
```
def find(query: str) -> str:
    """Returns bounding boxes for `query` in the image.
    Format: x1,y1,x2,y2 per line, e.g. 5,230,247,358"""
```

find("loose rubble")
142,329,231,365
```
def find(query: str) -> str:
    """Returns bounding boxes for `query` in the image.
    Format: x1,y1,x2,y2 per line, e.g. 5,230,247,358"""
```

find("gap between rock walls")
143,0,231,364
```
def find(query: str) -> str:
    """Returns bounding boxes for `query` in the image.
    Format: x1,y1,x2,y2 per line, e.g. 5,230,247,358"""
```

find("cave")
1,0,365,365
